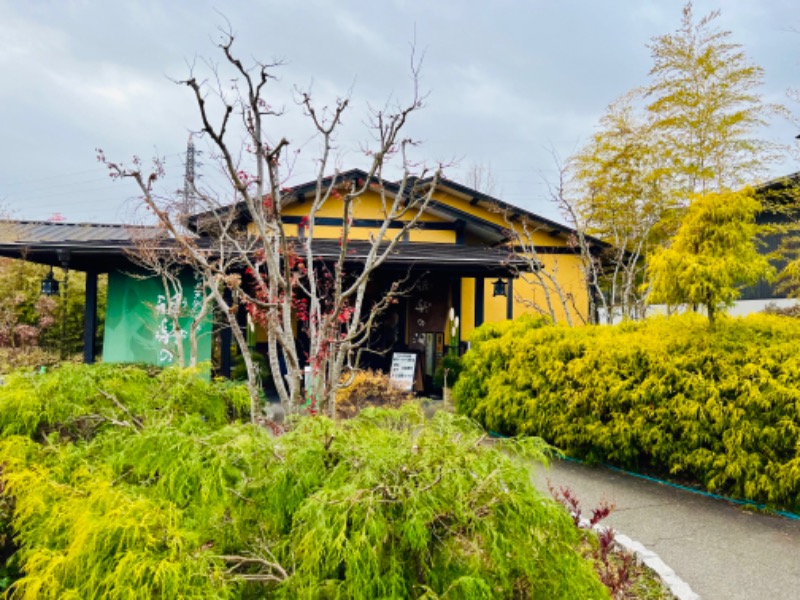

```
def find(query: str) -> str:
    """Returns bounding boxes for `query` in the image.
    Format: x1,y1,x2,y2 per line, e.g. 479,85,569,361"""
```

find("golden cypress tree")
647,188,774,324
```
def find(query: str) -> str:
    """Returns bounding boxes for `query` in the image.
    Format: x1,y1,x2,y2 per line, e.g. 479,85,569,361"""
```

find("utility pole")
182,134,196,216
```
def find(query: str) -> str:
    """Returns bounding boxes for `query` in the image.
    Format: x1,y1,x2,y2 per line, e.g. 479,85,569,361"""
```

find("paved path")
532,459,800,600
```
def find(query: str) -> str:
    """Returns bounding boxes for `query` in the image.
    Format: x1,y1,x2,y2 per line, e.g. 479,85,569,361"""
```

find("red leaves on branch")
293,297,309,322
285,250,307,276
337,305,353,324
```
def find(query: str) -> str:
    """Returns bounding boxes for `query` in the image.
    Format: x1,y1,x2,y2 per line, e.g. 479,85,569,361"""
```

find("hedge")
454,313,800,511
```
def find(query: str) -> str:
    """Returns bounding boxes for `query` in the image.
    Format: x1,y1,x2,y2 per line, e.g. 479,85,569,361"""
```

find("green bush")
0,363,249,439
433,353,464,390
0,364,608,599
0,347,66,375
455,313,800,511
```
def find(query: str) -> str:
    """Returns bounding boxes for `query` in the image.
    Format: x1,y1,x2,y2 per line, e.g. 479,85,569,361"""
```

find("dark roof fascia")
0,236,198,270
0,235,525,277
418,176,611,249
296,239,528,276
425,200,508,241
0,241,138,272
187,168,386,232
756,171,800,194
283,168,396,198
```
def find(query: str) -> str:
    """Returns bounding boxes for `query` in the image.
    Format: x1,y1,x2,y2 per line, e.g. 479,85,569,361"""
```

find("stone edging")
580,516,699,599
611,530,700,600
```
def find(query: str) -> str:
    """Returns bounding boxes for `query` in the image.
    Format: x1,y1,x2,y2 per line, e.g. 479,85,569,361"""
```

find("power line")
0,152,186,189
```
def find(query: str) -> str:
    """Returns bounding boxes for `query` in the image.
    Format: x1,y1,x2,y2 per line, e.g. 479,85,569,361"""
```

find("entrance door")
407,274,449,384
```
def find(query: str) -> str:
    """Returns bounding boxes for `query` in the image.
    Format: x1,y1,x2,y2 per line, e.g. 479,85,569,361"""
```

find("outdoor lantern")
492,278,508,298
40,268,60,296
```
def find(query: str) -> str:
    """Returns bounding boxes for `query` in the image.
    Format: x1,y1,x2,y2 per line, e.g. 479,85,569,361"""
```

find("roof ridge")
0,219,158,229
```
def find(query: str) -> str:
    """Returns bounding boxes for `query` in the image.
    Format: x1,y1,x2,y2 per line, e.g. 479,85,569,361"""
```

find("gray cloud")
0,0,796,223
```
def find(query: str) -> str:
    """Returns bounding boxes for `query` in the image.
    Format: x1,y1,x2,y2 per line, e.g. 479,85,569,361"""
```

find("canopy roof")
0,220,527,276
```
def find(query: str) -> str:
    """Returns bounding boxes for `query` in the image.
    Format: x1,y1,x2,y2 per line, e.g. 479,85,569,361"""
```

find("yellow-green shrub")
455,313,800,511
0,364,608,598
0,363,249,439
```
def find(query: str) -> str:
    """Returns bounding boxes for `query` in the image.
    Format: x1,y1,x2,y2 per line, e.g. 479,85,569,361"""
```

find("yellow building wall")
512,254,589,324
483,284,507,325
459,254,589,340
296,225,454,244
276,188,456,244
281,189,449,223
460,277,476,336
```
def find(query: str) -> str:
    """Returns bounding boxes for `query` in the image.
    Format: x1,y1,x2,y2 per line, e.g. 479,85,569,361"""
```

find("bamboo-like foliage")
645,3,783,197
570,97,673,322
0,364,608,599
455,313,800,511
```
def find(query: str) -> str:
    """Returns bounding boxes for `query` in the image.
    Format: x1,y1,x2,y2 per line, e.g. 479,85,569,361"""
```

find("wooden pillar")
475,277,485,328
219,289,233,378
82,270,98,364
506,278,514,320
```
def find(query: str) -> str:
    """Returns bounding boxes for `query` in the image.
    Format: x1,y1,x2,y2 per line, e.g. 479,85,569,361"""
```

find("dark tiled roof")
0,220,161,244
0,220,165,271
756,171,800,193
0,217,526,276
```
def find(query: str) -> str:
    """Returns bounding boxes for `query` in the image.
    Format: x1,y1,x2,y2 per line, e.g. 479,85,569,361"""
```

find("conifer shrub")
454,313,800,511
0,363,249,440
0,347,64,375
0,363,609,599
433,354,464,391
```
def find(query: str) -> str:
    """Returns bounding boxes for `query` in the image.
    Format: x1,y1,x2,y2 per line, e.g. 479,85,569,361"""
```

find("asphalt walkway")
532,459,800,600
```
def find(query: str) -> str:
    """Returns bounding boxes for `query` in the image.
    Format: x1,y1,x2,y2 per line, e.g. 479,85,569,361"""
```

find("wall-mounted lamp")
492,278,508,298
40,268,60,296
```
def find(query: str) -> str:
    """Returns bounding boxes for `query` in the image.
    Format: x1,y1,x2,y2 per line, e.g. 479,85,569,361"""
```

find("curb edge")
611,530,700,600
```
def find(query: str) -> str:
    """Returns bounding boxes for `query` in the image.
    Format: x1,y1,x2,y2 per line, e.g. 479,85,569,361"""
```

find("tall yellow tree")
571,96,673,321
645,2,783,198
567,2,784,321
647,188,773,325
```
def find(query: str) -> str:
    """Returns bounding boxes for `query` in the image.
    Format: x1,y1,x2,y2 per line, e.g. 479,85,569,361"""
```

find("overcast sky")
1,0,798,225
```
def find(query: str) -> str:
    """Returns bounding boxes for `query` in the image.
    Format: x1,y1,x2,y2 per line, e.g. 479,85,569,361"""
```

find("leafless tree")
101,30,441,419
463,162,501,197
124,224,216,368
